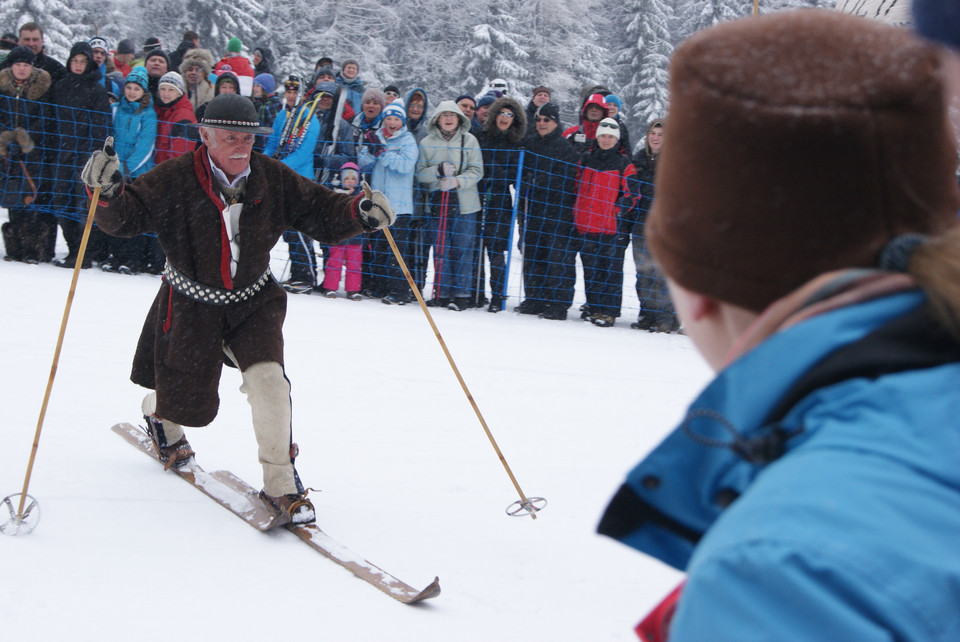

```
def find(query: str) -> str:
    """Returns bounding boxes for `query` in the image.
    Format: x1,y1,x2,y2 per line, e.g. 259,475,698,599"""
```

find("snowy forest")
4,0,840,127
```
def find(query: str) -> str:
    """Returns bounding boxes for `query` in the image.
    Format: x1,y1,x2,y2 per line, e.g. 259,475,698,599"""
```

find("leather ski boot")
143,414,195,471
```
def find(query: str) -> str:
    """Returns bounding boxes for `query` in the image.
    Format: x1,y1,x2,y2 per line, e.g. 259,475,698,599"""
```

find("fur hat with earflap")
648,10,960,312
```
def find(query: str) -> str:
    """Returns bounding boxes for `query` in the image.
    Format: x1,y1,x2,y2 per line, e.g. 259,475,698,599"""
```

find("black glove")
81,136,123,199
357,180,397,231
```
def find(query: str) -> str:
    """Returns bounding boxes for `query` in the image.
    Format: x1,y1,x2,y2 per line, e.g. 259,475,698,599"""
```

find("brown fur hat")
179,48,214,77
648,10,960,312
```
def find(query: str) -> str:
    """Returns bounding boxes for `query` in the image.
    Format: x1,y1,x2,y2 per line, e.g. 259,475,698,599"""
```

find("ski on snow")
112,422,441,604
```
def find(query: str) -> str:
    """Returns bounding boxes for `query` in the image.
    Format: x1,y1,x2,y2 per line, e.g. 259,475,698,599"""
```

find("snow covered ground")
1,240,710,641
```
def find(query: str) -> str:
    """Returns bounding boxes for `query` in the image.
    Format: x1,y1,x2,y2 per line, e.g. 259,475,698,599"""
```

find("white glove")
358,181,396,231
81,136,123,199
438,176,459,191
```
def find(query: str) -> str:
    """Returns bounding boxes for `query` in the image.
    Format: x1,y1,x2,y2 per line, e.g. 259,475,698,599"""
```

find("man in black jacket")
168,30,199,72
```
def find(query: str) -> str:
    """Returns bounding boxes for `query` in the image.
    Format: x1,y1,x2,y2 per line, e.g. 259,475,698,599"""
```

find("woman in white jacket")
415,100,484,310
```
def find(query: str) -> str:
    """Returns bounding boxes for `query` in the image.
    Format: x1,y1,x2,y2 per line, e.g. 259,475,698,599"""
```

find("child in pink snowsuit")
320,162,365,299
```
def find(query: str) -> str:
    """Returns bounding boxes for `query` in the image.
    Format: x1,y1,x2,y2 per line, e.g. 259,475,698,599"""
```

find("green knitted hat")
227,37,242,53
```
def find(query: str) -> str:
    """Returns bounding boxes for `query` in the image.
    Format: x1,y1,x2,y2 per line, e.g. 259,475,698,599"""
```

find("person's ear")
686,290,720,323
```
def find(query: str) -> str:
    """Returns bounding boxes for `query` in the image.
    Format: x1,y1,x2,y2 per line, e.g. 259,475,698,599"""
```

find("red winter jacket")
214,55,255,78
154,93,197,164
572,146,639,235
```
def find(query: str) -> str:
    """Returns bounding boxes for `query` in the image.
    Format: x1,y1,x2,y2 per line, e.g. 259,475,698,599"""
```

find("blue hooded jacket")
600,289,960,640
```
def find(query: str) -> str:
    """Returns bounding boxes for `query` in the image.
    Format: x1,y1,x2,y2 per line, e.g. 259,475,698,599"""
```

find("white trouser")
143,355,298,496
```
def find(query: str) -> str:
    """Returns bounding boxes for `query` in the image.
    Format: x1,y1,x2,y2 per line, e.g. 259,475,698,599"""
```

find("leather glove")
358,180,396,231
81,136,123,199
438,176,459,192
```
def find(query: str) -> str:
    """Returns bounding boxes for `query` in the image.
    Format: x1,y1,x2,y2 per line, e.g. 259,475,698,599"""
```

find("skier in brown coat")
82,94,396,527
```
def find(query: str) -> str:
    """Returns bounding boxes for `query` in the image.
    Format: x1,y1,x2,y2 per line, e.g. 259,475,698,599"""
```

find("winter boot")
538,304,568,321
2,222,23,262
281,279,313,294
630,314,657,331
143,414,195,471
259,489,316,528
447,297,471,311
487,295,503,313
591,314,615,327
514,299,543,315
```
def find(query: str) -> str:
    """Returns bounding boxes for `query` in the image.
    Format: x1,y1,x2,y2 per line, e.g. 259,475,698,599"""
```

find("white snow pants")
142,350,299,496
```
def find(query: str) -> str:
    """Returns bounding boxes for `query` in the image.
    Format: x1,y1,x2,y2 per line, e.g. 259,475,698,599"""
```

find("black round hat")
196,94,273,134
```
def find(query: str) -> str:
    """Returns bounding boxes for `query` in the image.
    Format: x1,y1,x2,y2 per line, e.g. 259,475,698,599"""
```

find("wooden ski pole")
14,186,101,522
381,225,542,519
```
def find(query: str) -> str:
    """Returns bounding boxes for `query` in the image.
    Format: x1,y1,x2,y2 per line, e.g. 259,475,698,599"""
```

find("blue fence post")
502,149,525,300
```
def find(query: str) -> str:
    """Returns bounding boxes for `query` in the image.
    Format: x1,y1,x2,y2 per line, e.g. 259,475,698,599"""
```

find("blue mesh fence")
0,98,674,322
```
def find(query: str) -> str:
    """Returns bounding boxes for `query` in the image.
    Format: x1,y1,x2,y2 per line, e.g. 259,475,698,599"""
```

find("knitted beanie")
5,46,35,66
340,161,359,183
382,101,406,124
535,102,560,124
253,73,275,95
314,65,335,81
227,37,242,53
595,118,620,140
88,37,108,53
647,10,960,312
158,71,185,96
143,37,161,54
124,65,150,91
117,39,135,55
145,49,169,67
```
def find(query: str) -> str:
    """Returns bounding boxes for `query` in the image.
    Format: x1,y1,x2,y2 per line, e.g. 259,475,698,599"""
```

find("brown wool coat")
95,148,364,426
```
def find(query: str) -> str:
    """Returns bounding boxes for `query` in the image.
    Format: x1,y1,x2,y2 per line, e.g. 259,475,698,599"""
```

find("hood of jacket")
427,100,471,138
643,117,665,158
404,87,428,130
180,48,214,77
214,71,240,95
580,92,609,122
254,47,272,63
66,41,101,81
482,96,526,143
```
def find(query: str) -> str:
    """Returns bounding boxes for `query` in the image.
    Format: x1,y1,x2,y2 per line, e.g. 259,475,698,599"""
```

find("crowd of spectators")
0,23,679,332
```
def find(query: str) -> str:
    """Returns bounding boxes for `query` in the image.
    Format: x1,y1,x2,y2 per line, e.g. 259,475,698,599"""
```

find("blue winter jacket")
600,290,960,640
263,107,320,179
357,125,418,216
112,98,156,179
